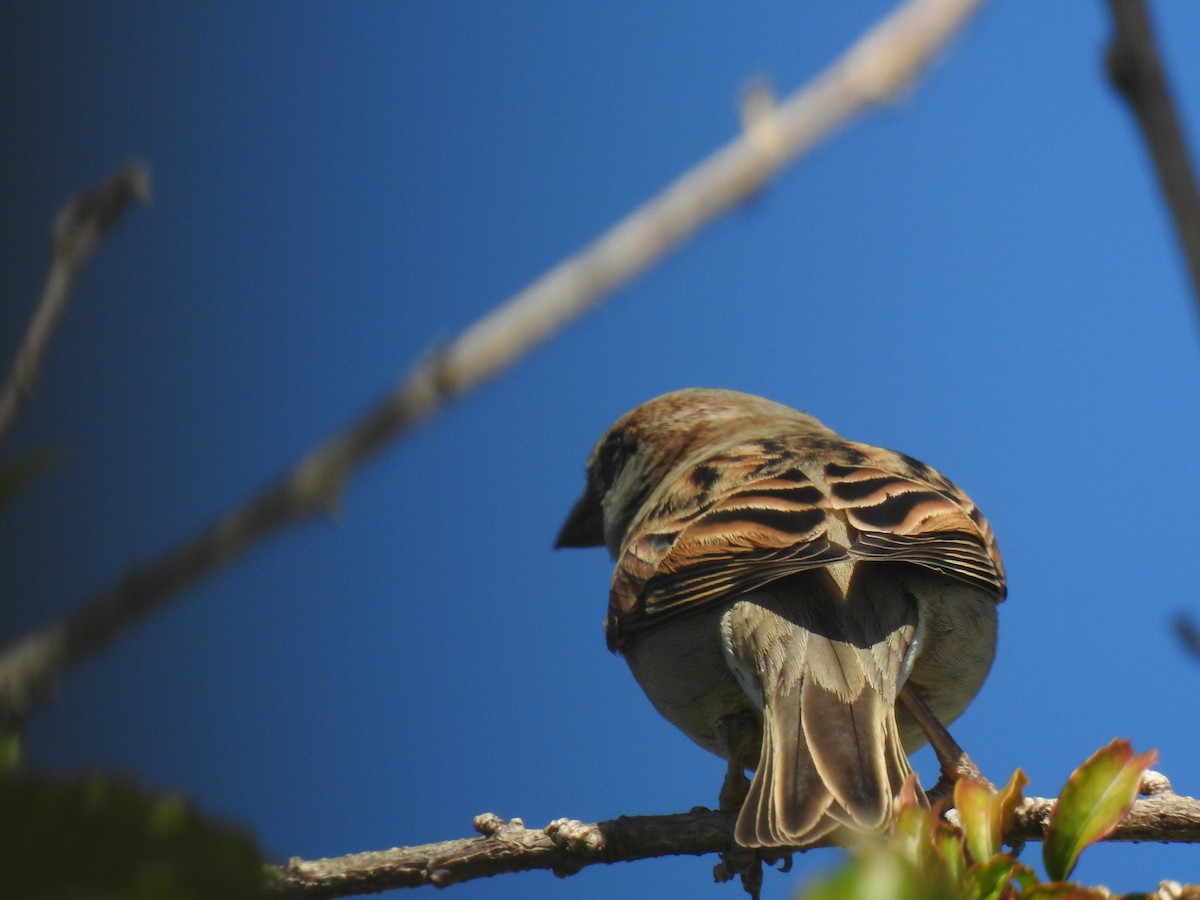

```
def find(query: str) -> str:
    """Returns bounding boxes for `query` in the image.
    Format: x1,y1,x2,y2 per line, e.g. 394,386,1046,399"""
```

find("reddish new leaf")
956,769,1028,863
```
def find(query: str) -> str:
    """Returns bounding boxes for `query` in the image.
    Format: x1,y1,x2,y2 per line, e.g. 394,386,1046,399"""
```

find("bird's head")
555,388,833,557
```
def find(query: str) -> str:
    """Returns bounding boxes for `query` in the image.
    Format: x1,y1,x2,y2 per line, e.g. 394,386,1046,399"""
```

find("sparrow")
556,388,1004,848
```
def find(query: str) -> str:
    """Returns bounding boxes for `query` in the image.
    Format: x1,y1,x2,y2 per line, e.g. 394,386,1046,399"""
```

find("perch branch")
266,792,1200,897
0,166,150,454
0,0,984,728
1106,0,1200,309
268,810,746,897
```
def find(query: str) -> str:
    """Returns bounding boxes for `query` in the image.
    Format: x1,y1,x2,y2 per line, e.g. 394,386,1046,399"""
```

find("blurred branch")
0,0,985,728
1105,0,1200,308
268,790,1200,897
1174,613,1200,662
0,166,151,454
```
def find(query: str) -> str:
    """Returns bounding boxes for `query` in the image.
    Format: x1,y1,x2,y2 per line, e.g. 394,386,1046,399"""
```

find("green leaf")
0,731,19,774
956,778,997,863
803,778,963,900
995,768,1029,842
1010,863,1039,892
963,854,1030,900
1042,739,1157,881
891,777,936,870
0,447,61,510
956,769,1028,862
0,771,266,899
800,844,957,900
932,817,966,887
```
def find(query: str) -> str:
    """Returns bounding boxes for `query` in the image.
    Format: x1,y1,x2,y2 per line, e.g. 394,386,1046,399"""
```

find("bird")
556,388,1005,848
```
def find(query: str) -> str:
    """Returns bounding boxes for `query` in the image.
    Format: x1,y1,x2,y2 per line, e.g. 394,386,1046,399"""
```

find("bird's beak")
555,491,605,548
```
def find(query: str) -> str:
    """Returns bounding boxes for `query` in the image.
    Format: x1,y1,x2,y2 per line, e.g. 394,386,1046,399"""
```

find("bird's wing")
830,442,1006,600
606,437,1005,649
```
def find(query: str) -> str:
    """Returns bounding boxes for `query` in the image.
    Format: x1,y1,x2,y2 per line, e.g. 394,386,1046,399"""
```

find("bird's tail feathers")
734,636,920,848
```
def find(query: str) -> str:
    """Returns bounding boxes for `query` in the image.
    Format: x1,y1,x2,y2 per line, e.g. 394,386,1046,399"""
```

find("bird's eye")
593,431,636,493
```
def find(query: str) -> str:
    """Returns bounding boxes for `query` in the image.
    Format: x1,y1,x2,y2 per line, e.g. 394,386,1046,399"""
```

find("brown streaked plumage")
557,388,1004,848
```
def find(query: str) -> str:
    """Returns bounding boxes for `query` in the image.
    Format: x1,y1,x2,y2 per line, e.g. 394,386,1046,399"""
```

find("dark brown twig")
0,166,151,453
1106,0,1200,309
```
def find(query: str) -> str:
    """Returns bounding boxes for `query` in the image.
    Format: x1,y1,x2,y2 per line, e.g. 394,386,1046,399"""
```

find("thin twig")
0,166,151,454
265,792,1200,898
0,0,984,728
1106,0,1200,309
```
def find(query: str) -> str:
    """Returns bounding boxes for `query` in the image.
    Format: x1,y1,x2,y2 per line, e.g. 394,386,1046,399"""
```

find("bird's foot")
899,684,994,799
719,760,751,813
714,846,793,900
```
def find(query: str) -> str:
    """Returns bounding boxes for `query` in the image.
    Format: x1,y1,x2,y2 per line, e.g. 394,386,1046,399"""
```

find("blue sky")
4,2,1200,897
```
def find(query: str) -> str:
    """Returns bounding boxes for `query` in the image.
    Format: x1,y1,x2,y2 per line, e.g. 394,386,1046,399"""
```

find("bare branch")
1106,0,1200,309
0,0,984,727
0,165,151,453
268,810,744,898
266,792,1200,897
1009,790,1200,843
438,0,985,390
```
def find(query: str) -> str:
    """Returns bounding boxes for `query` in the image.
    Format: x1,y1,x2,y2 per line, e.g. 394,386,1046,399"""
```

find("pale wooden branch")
0,165,151,454
1106,0,1200,308
267,791,1200,897
0,0,985,729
